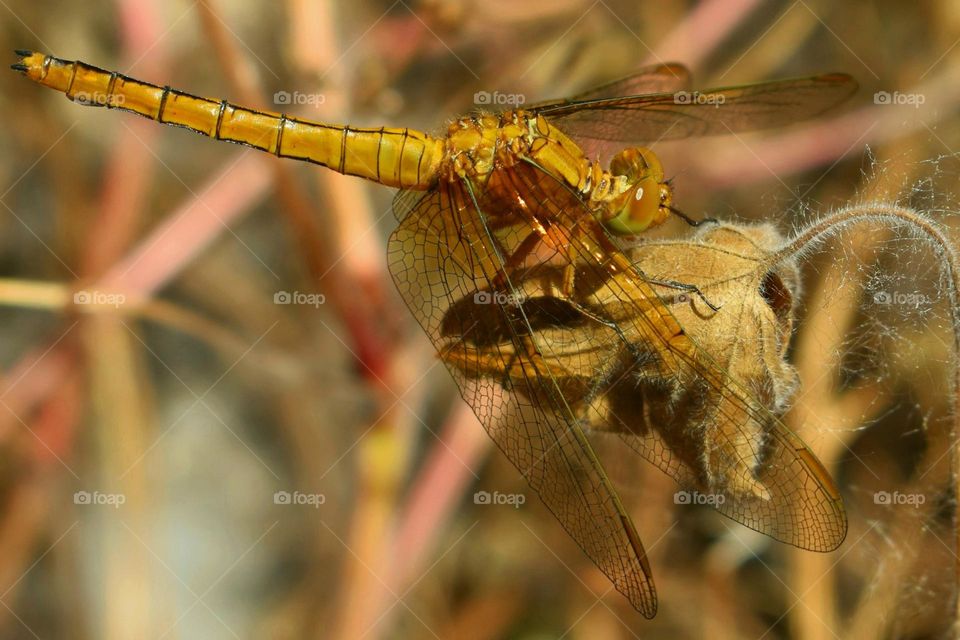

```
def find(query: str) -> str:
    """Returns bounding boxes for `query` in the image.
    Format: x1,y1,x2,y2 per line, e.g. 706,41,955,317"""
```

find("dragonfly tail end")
11,50,38,75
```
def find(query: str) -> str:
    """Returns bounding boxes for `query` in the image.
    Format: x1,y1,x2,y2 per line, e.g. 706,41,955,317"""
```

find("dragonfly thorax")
441,111,673,236
443,112,528,182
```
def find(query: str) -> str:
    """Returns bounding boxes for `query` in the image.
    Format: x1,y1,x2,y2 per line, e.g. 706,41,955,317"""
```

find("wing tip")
618,513,659,617
638,589,659,618
818,508,849,552
620,578,658,618
821,71,859,97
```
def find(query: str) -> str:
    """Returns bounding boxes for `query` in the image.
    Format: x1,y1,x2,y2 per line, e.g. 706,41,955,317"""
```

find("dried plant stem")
771,203,960,629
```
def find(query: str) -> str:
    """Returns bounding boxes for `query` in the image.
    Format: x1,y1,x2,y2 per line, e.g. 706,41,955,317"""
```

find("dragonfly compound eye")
604,147,673,235
605,175,671,235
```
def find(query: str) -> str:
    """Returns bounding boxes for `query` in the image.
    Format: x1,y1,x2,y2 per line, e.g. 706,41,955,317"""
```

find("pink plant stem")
0,151,272,443
390,404,489,584
98,152,271,300
82,0,168,276
1,0,175,447
0,0,167,630
357,403,490,638
649,0,765,68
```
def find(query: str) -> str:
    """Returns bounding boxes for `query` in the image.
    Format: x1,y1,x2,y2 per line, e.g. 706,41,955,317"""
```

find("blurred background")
0,0,959,638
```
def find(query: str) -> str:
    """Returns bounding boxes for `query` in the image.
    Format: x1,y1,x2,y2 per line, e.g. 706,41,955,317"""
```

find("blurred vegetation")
0,0,959,638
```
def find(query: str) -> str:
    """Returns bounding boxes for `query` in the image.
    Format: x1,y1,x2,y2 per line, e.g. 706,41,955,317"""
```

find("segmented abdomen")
13,52,443,190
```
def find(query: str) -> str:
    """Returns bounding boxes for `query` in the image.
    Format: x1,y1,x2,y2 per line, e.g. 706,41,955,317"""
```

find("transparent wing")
473,160,847,552
388,184,659,617
522,63,691,111
531,73,857,148
388,157,846,616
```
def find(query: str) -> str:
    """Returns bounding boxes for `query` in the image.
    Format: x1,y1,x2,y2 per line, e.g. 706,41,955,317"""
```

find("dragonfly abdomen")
12,51,443,190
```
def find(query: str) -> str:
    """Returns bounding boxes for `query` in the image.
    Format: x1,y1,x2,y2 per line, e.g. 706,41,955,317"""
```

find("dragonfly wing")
524,63,691,112
536,73,857,150
592,228,847,551
501,160,847,552
587,398,847,551
388,184,659,617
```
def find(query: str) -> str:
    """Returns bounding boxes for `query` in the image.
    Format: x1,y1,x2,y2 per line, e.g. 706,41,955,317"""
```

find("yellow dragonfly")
12,50,855,617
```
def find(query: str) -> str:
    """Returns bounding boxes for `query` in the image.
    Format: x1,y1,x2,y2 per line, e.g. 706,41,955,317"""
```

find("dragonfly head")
604,147,673,235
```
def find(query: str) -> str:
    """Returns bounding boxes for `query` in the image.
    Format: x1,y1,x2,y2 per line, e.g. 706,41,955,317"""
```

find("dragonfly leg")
556,221,612,299
561,262,577,299
667,205,718,228
645,277,721,312
485,213,528,232
491,229,545,290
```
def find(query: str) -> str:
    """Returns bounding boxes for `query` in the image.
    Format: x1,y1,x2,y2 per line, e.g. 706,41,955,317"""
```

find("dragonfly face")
13,50,857,617
603,147,673,235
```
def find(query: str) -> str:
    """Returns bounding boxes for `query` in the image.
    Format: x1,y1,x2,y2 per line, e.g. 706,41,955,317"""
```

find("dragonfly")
12,50,855,617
